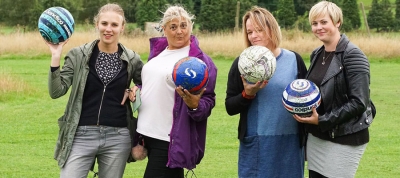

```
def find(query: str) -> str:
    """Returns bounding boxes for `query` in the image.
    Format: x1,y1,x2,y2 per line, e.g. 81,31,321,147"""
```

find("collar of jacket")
308,34,349,82
78,39,133,63
148,35,201,61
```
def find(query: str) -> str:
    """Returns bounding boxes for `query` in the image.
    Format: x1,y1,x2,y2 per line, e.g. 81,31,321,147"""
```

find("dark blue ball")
38,7,74,44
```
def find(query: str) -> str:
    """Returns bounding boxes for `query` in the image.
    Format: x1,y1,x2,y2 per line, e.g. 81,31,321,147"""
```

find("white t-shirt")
137,46,190,142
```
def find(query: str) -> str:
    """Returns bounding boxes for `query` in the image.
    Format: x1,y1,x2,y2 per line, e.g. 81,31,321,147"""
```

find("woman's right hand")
45,39,69,66
293,107,319,125
241,76,268,96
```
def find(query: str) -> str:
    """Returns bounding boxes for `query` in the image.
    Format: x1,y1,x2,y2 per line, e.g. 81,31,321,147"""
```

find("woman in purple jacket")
130,5,217,178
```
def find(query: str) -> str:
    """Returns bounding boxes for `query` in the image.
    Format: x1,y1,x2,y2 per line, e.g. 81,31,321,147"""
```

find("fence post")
234,1,240,32
360,2,371,37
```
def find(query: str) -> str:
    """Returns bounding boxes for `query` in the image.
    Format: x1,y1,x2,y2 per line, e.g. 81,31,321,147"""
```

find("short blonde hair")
242,6,282,49
94,3,126,26
309,1,343,27
160,5,195,32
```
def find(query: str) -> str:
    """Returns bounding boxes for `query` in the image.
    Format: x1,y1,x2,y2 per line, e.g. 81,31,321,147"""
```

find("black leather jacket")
306,34,374,138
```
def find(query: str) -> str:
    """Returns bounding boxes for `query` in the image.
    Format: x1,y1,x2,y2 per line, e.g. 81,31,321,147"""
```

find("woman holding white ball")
225,6,307,178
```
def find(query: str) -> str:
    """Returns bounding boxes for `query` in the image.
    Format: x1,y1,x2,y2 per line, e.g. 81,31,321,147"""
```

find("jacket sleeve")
225,57,253,116
131,52,143,86
188,54,217,121
318,46,370,131
48,49,77,99
293,51,307,79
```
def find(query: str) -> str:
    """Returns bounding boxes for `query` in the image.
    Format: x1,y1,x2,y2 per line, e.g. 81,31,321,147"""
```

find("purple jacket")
147,35,217,169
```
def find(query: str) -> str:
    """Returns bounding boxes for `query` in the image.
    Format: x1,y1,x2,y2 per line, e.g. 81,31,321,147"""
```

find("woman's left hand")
293,107,319,125
121,86,139,105
176,86,205,110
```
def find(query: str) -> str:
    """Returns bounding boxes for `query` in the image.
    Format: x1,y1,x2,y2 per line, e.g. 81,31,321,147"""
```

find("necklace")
322,50,333,65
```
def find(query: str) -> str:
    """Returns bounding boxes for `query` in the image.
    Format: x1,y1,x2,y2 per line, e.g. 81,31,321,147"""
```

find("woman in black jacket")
293,1,375,178
225,6,307,178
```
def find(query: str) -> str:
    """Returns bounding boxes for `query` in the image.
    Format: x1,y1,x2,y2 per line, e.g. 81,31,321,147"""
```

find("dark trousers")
143,135,184,178
309,170,328,178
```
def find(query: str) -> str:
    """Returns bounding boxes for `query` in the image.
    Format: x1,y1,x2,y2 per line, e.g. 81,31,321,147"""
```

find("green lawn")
0,56,399,177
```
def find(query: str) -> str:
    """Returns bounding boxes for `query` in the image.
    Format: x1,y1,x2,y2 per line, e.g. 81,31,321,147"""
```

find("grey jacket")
48,40,143,167
307,34,374,138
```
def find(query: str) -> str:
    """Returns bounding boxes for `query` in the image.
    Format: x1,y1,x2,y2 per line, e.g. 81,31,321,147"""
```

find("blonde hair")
160,5,195,32
242,6,282,49
309,1,343,27
93,3,126,26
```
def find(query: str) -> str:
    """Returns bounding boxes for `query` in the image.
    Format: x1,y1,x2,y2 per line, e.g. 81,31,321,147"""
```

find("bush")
295,12,311,32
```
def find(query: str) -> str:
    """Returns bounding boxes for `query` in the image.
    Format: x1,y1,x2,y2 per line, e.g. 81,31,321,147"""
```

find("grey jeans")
60,126,131,178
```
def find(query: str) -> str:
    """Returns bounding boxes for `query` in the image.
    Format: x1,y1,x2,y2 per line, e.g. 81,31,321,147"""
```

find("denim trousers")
60,126,131,178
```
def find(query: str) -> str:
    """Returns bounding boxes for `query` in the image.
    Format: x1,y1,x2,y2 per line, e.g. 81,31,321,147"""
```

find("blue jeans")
60,126,131,178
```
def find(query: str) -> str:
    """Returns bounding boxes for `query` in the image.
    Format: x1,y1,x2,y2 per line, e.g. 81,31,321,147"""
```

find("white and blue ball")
172,57,209,94
38,7,74,44
282,79,321,117
238,45,276,83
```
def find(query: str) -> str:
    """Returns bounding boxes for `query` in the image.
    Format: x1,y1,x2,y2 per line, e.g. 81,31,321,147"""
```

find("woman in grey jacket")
293,1,374,178
46,3,143,178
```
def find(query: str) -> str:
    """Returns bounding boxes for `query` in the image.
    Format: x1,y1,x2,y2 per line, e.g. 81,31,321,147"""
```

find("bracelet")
242,90,256,99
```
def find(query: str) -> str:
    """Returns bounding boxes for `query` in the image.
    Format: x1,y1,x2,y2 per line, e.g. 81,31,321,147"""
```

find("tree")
368,0,384,31
168,0,195,13
368,0,395,32
198,0,225,32
295,11,311,32
41,0,82,24
341,0,361,31
198,0,256,32
275,0,297,29
118,0,139,24
238,0,259,30
294,0,319,17
135,0,168,30
260,0,279,12
78,0,108,25
395,0,400,31
193,0,202,16
2,0,39,30
380,0,394,31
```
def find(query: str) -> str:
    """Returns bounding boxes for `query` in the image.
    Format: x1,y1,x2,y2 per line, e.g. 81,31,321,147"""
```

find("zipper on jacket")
94,51,122,126
97,85,107,125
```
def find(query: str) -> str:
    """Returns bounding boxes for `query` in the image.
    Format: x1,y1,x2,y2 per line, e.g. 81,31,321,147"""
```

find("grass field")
0,54,399,177
1,1,399,177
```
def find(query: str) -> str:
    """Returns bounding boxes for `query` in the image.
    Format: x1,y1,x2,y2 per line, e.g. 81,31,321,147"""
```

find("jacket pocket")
54,115,67,161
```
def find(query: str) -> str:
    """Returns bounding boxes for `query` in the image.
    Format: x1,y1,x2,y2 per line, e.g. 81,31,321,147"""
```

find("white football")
238,45,276,83
282,79,321,117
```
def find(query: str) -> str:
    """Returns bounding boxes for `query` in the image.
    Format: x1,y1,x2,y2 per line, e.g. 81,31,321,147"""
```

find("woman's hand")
121,86,139,105
45,39,69,67
176,86,205,110
242,76,268,96
293,107,319,125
